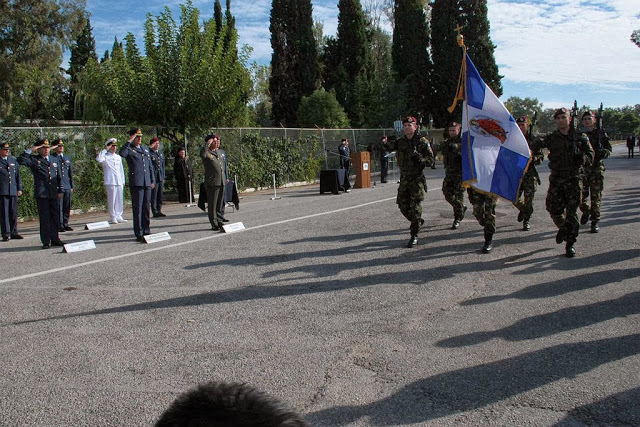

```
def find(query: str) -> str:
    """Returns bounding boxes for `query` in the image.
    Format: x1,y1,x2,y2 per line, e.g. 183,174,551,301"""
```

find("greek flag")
461,54,531,202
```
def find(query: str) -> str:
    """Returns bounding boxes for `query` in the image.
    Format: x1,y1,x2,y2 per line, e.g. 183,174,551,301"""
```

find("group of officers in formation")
1,108,611,256
384,108,611,258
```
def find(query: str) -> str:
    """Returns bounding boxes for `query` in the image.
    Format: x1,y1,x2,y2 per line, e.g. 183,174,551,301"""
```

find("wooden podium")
350,151,371,189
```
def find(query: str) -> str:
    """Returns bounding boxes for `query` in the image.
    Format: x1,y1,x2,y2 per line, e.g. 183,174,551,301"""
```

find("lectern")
350,151,371,189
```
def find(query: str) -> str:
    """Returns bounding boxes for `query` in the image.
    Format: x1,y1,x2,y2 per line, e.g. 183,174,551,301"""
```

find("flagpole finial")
454,25,465,47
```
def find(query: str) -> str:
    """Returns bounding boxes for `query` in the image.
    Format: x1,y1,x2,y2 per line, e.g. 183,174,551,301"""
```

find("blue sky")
85,0,640,110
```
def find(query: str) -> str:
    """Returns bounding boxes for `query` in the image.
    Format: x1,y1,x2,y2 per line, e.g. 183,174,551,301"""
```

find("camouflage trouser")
469,189,497,234
397,173,426,236
546,174,583,244
516,171,538,222
580,169,605,221
442,174,466,220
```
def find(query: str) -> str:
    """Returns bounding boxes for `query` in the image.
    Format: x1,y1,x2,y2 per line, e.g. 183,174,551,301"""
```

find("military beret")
402,116,418,125
105,138,118,148
150,137,160,144
581,111,594,120
553,107,570,118
516,116,528,124
128,128,143,137
447,121,460,128
34,138,50,149
0,142,9,149
204,134,215,143
50,139,63,149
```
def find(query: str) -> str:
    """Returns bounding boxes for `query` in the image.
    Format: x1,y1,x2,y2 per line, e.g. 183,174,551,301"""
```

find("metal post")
270,173,281,200
184,131,194,207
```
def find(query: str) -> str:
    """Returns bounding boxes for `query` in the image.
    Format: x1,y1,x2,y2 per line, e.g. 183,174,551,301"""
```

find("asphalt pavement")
1,143,638,426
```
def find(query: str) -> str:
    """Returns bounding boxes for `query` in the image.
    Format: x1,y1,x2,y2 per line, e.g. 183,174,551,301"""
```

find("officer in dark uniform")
18,139,65,249
541,108,594,257
515,116,544,231
387,116,435,248
200,134,225,231
338,138,351,187
50,139,74,231
579,111,612,233
120,128,156,242
441,122,467,230
149,137,166,217
378,135,390,183
0,142,23,241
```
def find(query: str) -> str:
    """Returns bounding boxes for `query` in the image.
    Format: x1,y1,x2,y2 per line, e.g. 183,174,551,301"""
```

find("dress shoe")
10,234,23,239
451,220,460,230
565,243,576,258
234,204,239,210
590,221,599,233
221,218,229,223
51,239,65,247
109,220,118,224
152,213,160,218
580,212,590,225
136,236,145,243
42,244,50,249
158,212,166,217
522,221,530,231
555,229,564,244
117,218,128,223
2,236,9,242
58,228,66,232
517,210,525,223
407,235,418,248
212,226,220,231
64,226,73,231
143,232,150,236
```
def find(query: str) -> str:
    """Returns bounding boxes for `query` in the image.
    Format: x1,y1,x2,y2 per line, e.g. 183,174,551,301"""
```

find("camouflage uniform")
516,135,544,227
543,128,593,248
468,187,498,252
579,128,611,229
388,132,434,238
441,135,467,224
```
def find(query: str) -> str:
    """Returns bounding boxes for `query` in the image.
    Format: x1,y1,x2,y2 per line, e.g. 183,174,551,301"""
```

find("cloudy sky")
85,0,640,110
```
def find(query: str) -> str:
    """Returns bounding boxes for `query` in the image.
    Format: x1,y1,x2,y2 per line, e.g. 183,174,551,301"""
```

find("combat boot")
517,210,525,223
481,231,493,253
580,212,590,225
451,219,460,230
555,229,564,244
522,220,530,231
407,235,418,248
565,242,576,258
590,221,599,233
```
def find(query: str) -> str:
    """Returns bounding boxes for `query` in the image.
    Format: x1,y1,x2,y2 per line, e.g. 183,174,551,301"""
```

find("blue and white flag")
461,54,531,202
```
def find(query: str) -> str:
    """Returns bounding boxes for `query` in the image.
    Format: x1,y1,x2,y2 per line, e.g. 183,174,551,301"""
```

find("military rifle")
571,100,581,163
528,111,537,140
596,102,604,152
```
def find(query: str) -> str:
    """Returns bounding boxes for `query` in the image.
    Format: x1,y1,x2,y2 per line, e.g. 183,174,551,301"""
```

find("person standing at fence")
18,138,65,249
0,142,23,241
149,137,166,218
387,116,434,248
96,138,127,224
174,146,194,204
378,135,390,183
120,128,155,242
338,137,351,183
441,122,467,230
50,139,74,232
200,134,225,231
579,111,612,234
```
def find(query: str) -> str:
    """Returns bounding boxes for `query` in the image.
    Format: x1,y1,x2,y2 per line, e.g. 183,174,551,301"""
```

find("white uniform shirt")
96,150,125,186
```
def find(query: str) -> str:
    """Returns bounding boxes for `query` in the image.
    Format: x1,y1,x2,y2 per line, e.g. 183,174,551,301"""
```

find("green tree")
248,63,273,126
503,96,543,123
392,0,433,120
76,1,252,142
460,0,502,96
430,0,463,127
269,0,319,126
214,0,223,36
297,88,349,128
0,0,85,122
67,14,97,119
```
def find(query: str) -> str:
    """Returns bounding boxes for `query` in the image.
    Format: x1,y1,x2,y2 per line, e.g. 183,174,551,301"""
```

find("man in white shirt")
96,138,127,224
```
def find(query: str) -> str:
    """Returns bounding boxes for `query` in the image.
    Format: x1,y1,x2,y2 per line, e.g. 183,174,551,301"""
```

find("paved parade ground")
1,143,638,426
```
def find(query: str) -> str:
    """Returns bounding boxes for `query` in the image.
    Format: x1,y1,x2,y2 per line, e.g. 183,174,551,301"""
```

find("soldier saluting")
387,116,434,248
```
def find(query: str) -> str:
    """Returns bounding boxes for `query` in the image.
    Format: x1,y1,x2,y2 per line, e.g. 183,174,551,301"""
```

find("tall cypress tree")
391,0,433,121
430,0,463,127
460,0,502,96
269,0,319,126
214,0,223,36
67,15,97,119
331,0,371,126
